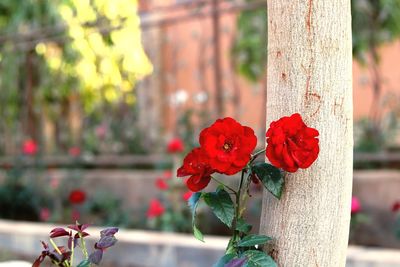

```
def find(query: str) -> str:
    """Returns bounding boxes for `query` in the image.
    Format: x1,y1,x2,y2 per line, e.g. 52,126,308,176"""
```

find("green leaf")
213,254,236,267
236,218,252,234
242,250,277,267
203,188,235,227
189,192,204,242
252,162,283,199
77,259,91,267
193,225,204,242
238,235,272,247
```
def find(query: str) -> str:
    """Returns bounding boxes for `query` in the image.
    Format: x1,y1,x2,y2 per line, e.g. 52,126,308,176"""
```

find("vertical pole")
212,0,223,117
260,1,353,266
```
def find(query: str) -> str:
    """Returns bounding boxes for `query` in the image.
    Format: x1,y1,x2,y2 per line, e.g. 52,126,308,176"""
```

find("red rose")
22,139,38,155
266,113,319,172
199,117,257,175
147,199,165,218
155,178,169,190
392,201,400,213
177,148,214,192
69,189,86,204
167,138,184,153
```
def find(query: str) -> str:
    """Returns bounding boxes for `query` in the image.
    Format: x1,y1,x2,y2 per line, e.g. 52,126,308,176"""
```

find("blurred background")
0,0,399,266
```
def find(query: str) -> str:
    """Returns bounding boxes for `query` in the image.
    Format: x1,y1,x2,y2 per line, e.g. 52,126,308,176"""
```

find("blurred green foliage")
352,0,400,64
231,2,267,82
232,0,400,81
0,0,152,153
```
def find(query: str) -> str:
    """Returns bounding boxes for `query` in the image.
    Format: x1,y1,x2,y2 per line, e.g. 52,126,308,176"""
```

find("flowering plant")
146,171,194,232
349,196,368,240
33,222,118,267
178,114,319,266
392,201,400,239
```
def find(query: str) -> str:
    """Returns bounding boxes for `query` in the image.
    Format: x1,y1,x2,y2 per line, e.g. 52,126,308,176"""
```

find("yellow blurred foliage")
41,0,152,110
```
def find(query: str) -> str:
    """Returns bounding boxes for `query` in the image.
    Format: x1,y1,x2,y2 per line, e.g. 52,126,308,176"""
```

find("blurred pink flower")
22,139,38,155
40,208,51,222
163,170,173,179
69,147,81,157
72,209,80,221
50,178,60,189
155,178,169,190
351,196,361,214
167,138,184,153
182,191,193,201
95,125,107,139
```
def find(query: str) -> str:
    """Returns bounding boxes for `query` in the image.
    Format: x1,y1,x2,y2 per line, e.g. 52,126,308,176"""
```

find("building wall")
139,1,400,139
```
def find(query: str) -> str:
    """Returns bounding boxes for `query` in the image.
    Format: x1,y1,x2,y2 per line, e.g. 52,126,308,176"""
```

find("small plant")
393,201,400,239
146,170,194,233
350,196,368,237
33,222,118,267
177,114,320,266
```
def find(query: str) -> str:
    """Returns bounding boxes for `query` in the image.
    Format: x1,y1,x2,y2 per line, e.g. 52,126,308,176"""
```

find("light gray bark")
260,1,353,266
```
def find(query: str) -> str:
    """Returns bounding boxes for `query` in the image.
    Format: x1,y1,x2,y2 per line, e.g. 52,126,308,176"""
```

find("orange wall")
140,1,400,135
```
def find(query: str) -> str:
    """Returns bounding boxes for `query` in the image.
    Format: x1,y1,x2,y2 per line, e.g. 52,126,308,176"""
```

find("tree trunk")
260,1,353,266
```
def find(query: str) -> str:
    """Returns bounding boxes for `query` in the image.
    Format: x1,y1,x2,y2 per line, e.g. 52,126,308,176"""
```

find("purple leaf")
89,249,103,265
96,236,117,249
100,227,119,237
225,257,247,267
49,228,70,238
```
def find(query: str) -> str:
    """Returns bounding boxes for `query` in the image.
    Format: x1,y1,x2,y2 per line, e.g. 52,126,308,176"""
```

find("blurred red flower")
177,148,214,192
69,147,81,157
22,139,38,155
163,170,173,179
147,199,165,218
72,209,81,221
155,178,169,190
182,191,193,201
69,189,86,204
392,201,400,213
266,113,319,172
167,138,185,153
40,208,51,222
351,197,361,214
200,117,257,175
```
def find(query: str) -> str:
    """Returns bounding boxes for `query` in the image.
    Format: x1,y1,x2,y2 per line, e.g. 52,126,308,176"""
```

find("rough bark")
260,1,353,266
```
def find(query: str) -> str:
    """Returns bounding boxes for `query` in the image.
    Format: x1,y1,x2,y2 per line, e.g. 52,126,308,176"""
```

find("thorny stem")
211,176,237,194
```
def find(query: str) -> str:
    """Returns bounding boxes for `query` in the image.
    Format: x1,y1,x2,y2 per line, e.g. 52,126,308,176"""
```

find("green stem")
232,170,246,244
70,238,75,266
49,238,62,255
211,176,237,194
80,232,89,259
251,148,266,162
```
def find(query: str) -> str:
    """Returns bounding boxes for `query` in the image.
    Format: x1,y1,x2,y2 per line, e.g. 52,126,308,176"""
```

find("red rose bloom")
167,138,185,153
147,199,165,218
22,139,38,155
266,113,319,172
177,148,214,192
155,178,169,190
392,201,400,213
69,190,86,204
199,117,257,175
